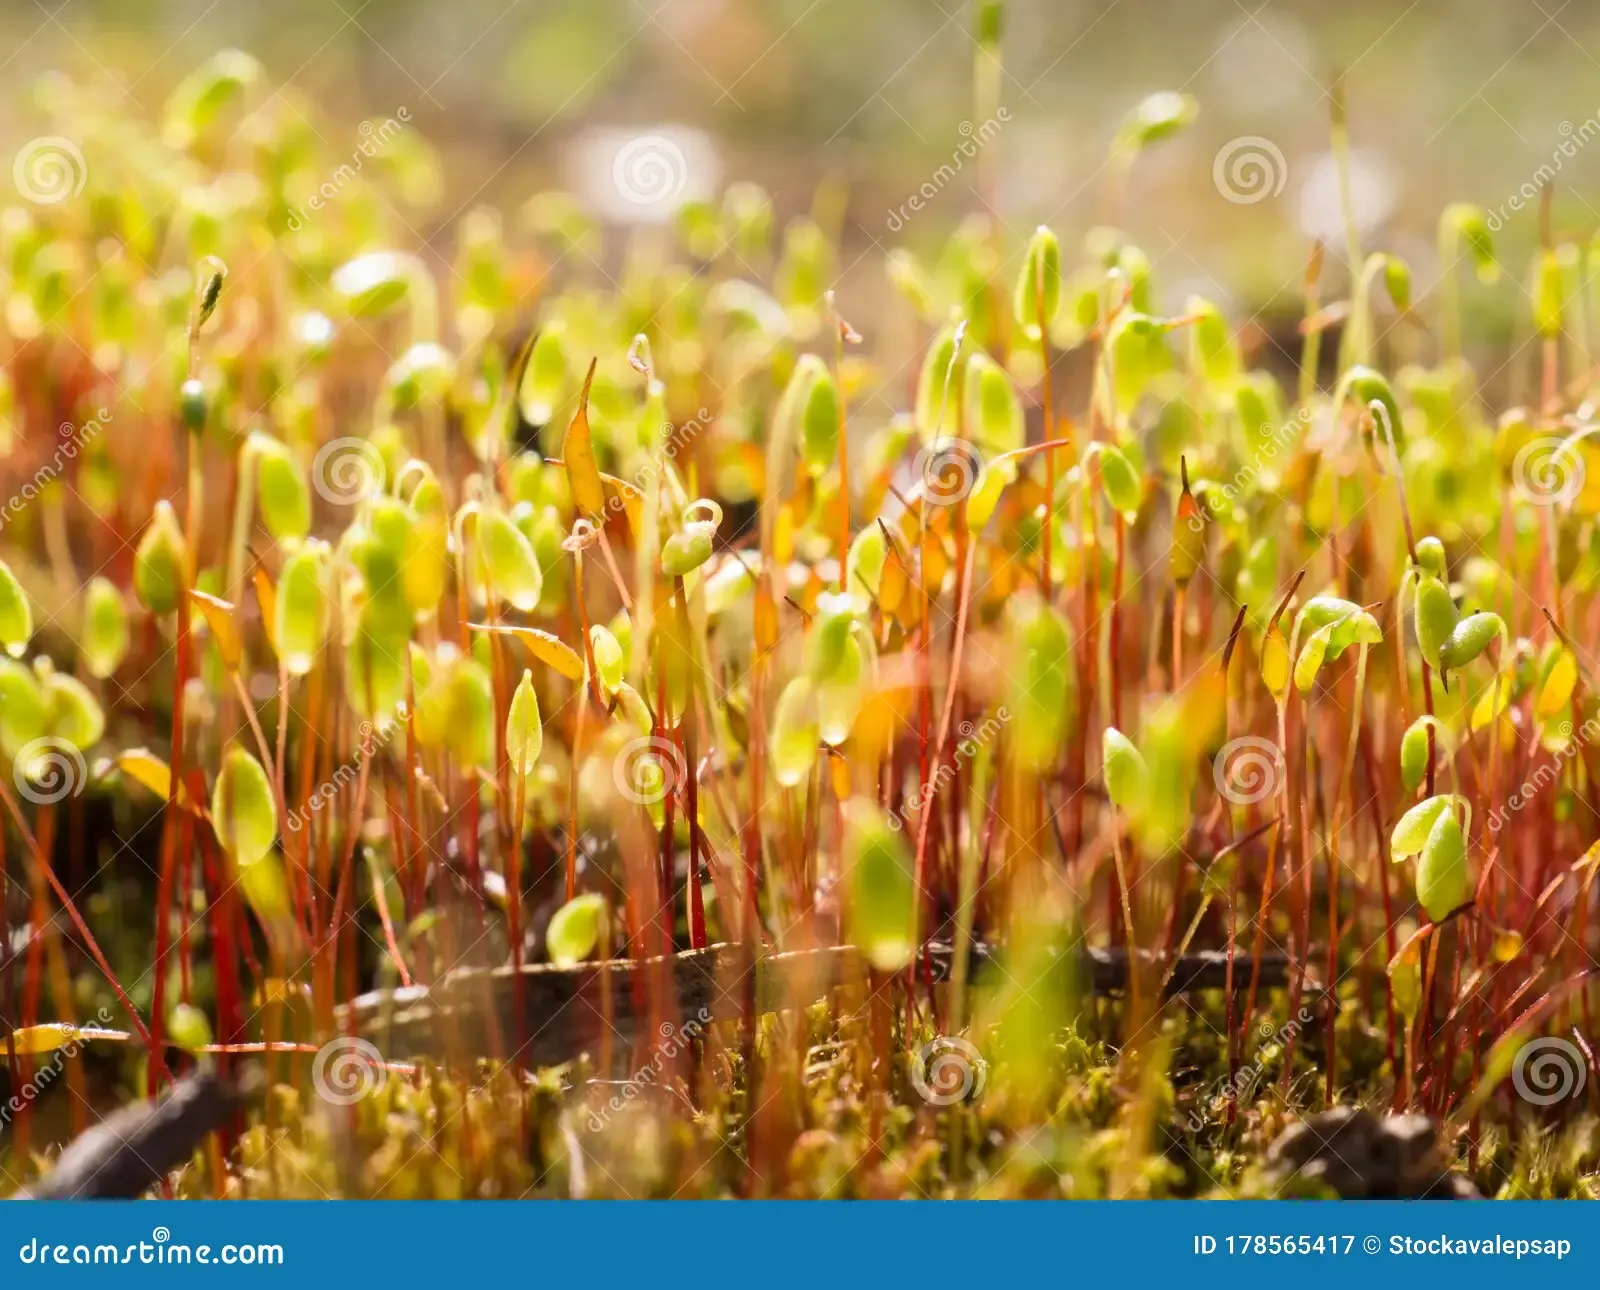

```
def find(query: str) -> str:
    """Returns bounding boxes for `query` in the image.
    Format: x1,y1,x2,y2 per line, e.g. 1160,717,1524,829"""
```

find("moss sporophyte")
0,32,1596,1202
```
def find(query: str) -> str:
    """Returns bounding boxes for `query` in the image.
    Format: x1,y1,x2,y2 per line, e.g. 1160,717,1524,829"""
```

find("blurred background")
0,0,1597,344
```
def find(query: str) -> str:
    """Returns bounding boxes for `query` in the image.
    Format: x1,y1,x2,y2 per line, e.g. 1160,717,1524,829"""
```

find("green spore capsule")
506,668,543,769
661,500,722,578
0,658,46,759
178,378,208,433
962,350,1024,457
331,251,413,318
345,626,408,723
547,892,606,967
518,326,569,425
43,672,104,750
82,577,128,679
770,675,820,788
1013,225,1061,341
211,745,276,867
1413,575,1459,672
1102,727,1148,811
1398,717,1442,795
1437,611,1504,677
253,434,311,543
1414,535,1447,579
167,1002,213,1055
845,524,887,611
843,798,917,972
133,500,189,616
914,325,964,438
817,629,868,747
1008,596,1072,772
0,558,32,658
1097,444,1143,517
1391,794,1463,858
475,507,543,613
589,626,624,696
443,656,495,768
275,544,331,678
1417,805,1470,922
799,363,841,476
